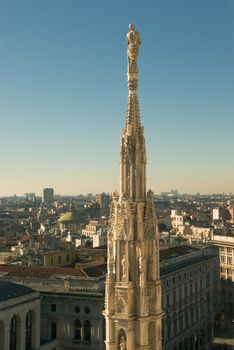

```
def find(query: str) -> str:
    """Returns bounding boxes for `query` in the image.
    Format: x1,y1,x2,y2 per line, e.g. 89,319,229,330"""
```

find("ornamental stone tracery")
103,24,163,350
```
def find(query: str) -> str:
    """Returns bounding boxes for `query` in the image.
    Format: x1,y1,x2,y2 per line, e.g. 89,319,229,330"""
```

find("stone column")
33,307,41,349
18,316,25,350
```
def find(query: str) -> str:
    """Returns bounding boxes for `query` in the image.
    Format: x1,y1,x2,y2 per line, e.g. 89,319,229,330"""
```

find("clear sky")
0,0,233,196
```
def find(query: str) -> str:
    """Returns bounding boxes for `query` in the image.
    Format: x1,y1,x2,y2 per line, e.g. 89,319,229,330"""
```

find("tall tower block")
104,25,163,350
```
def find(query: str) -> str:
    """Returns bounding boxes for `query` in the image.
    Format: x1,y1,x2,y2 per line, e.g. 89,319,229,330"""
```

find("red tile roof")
0,265,87,278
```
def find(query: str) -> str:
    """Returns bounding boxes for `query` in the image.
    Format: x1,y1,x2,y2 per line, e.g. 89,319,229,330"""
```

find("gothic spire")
104,25,163,350
120,24,146,200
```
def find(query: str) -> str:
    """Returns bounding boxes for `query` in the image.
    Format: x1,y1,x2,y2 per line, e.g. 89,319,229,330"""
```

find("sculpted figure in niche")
119,336,127,350
121,254,126,281
126,23,141,64
138,247,146,287
148,248,156,281
138,247,146,273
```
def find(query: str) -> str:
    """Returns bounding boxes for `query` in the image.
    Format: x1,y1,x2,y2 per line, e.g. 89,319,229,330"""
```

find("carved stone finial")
126,24,141,65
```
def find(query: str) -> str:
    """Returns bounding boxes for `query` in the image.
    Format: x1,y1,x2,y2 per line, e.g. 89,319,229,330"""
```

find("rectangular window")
190,282,193,295
179,288,182,301
184,285,188,298
51,323,57,340
206,273,211,287
51,304,56,312
221,256,226,263
173,289,176,304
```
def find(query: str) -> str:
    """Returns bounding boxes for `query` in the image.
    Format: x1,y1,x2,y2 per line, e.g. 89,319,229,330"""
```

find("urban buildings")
0,265,106,350
95,193,111,210
212,232,234,315
160,245,219,350
43,188,54,205
0,243,220,350
0,280,41,350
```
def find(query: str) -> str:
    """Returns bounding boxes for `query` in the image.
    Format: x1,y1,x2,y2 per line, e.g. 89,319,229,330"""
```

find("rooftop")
159,245,199,262
0,264,107,279
0,280,34,302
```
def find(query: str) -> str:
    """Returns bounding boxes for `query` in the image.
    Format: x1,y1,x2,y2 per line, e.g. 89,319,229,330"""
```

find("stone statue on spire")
126,24,141,92
126,24,141,64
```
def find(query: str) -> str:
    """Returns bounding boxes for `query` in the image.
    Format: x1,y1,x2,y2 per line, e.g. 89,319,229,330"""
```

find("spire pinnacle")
120,25,146,200
126,24,141,93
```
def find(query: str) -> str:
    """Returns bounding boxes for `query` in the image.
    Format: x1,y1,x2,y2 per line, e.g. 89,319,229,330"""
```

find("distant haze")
1,0,233,196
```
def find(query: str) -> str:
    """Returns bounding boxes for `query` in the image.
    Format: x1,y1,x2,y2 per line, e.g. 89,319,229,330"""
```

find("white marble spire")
104,25,163,350
120,24,146,201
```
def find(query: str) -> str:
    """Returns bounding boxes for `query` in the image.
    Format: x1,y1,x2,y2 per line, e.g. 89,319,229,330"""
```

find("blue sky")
0,0,233,196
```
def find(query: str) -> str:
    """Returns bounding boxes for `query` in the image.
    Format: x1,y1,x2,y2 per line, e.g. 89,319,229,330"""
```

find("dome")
58,210,82,223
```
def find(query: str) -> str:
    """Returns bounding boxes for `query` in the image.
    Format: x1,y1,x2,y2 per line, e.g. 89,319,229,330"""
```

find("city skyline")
1,0,234,196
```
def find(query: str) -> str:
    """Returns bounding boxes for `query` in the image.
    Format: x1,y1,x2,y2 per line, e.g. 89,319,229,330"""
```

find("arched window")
166,317,171,340
190,305,194,324
173,313,177,336
25,311,32,350
84,320,91,341
179,312,183,332
185,308,189,328
195,303,199,322
10,316,17,350
74,320,81,340
0,321,5,350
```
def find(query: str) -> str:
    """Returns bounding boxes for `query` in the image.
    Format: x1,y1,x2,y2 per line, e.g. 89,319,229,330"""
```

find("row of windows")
221,267,233,275
163,302,208,341
74,320,91,341
50,320,92,342
50,304,90,314
164,266,207,287
9,311,33,350
220,246,232,253
220,255,233,264
50,254,70,266
222,289,233,297
164,278,208,307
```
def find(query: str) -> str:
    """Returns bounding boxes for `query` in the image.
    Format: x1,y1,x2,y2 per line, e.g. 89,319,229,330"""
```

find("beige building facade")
160,245,219,350
0,265,106,350
43,249,75,267
0,281,41,350
212,233,234,316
